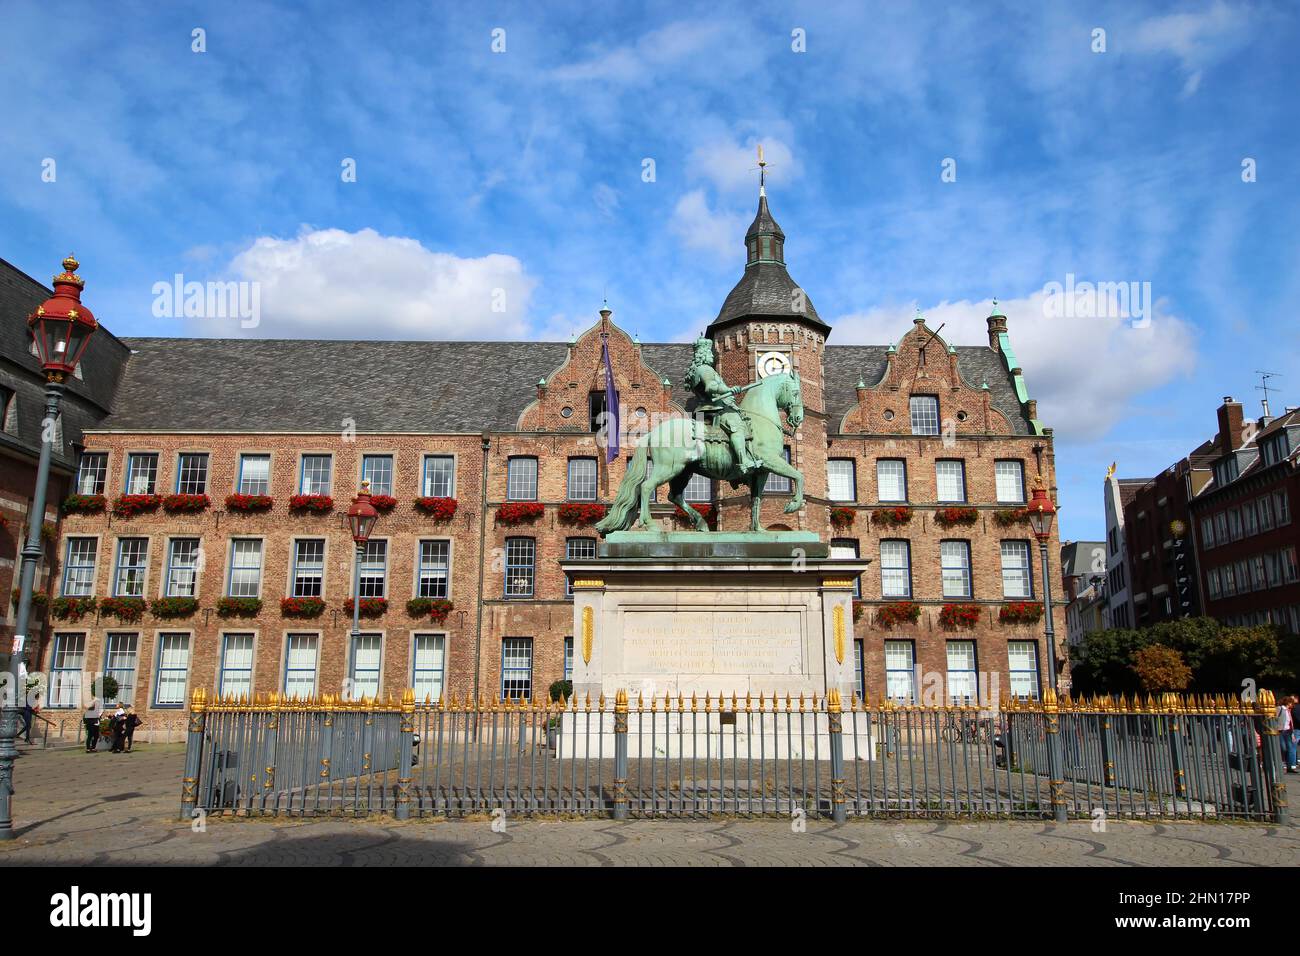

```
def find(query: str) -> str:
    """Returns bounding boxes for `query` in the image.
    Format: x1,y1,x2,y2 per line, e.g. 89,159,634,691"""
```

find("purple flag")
602,339,620,463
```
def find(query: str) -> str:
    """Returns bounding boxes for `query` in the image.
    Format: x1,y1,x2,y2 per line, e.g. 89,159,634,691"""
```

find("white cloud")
1128,0,1250,93
592,183,620,219
686,135,799,195
550,20,732,85
225,227,537,340
831,294,1197,442
669,190,747,260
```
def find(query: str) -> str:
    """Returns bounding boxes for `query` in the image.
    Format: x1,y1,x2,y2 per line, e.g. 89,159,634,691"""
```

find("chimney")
986,300,1007,352
1216,396,1244,451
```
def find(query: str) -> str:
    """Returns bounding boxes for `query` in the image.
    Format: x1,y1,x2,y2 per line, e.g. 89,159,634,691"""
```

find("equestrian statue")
595,335,806,535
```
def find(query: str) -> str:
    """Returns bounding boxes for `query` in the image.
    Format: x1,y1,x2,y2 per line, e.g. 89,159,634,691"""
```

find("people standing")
123,706,142,752
83,694,102,752
1279,695,1298,773
110,705,127,753
21,692,40,745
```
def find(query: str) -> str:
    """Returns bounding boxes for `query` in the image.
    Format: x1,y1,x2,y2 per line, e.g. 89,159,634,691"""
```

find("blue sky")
3,0,1298,541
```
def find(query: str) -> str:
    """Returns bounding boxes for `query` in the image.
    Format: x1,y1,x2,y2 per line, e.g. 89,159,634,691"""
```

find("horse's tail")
595,443,648,535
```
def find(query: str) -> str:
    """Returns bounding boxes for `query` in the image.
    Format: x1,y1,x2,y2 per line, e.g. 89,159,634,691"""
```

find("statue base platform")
601,530,827,560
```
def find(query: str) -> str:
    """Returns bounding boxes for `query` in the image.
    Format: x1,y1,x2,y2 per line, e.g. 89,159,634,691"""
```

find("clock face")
757,350,791,378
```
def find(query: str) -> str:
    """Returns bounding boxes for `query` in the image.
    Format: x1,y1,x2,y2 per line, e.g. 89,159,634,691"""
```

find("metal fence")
180,688,1290,824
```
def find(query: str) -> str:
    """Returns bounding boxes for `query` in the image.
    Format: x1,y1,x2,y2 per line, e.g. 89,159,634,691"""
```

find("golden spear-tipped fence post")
612,688,629,821
1255,689,1289,825
827,688,846,823
179,686,207,820
1042,686,1068,823
395,688,416,821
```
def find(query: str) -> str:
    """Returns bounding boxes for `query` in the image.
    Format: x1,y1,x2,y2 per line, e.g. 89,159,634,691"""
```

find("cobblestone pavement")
1,744,1297,866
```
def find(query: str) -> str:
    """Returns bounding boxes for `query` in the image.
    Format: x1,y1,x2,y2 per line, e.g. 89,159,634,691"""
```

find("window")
62,537,97,596
567,457,597,501
1222,562,1237,597
502,637,533,700
1213,512,1228,543
827,459,856,501
291,539,325,597
1000,541,1032,598
1251,555,1267,591
1213,457,1239,487
49,634,86,707
946,641,978,702
831,539,860,597
75,452,107,495
853,639,865,701
940,540,972,599
361,455,394,496
880,540,911,598
165,538,200,597
884,641,915,702
417,540,450,599
1243,502,1258,536
1200,517,1216,549
935,460,966,502
359,540,387,598
284,634,319,699
228,539,263,597
1259,496,1275,532
505,537,535,597
564,636,574,681
176,453,209,495
909,395,940,435
124,453,158,494
300,454,332,495
1227,509,1242,541
0,385,13,435
565,537,597,596
422,455,454,497
995,460,1025,503
588,392,607,433
219,634,254,699
876,459,907,502
412,634,446,703
507,457,538,500
1207,568,1221,600
766,446,793,494
349,634,382,700
237,454,271,495
103,633,139,705
154,634,190,707
684,470,713,501
1276,492,1291,526
1007,641,1039,699
1282,547,1298,583
1265,553,1281,588
112,538,149,597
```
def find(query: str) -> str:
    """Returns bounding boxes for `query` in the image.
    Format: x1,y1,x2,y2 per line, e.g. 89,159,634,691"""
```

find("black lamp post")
346,481,379,700
1,256,98,839
1024,475,1059,696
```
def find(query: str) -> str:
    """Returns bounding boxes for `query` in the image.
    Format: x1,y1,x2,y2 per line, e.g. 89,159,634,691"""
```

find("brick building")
7,191,1064,737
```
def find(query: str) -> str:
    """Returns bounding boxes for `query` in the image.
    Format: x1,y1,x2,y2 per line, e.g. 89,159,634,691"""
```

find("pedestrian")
21,692,40,745
110,705,127,753
1291,695,1300,766
83,694,102,752
123,706,142,752
1277,695,1297,773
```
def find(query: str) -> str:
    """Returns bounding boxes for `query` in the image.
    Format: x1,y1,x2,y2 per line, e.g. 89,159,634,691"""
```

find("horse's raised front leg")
762,456,804,514
749,470,768,532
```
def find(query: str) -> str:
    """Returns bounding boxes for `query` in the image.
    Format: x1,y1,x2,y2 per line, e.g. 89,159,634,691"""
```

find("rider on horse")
683,335,763,474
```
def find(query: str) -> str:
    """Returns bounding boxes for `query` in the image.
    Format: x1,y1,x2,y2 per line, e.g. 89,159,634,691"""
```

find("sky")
2,0,1298,541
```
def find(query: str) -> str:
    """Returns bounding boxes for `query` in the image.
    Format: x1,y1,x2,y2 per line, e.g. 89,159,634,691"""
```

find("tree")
1132,645,1192,694
1067,628,1149,695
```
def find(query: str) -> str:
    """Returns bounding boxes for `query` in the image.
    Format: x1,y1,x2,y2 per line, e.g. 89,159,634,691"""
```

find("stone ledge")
600,530,828,560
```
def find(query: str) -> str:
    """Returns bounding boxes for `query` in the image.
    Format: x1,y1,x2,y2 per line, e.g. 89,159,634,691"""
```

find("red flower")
163,493,211,513
674,503,714,524
830,507,856,529
939,603,982,630
111,494,162,518
225,494,274,513
61,494,107,516
934,506,978,527
993,508,1030,527
874,601,921,628
289,494,334,513
497,502,545,525
343,597,388,618
281,596,326,618
99,596,146,622
871,506,913,527
414,496,458,520
558,502,607,525
370,495,398,512
407,597,453,622
999,601,1044,625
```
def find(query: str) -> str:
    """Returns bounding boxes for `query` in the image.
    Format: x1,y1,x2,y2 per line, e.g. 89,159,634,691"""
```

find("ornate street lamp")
346,481,380,700
1025,475,1059,695
1,256,98,839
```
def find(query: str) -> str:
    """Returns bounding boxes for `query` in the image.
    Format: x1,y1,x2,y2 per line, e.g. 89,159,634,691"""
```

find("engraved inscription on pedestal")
621,610,803,676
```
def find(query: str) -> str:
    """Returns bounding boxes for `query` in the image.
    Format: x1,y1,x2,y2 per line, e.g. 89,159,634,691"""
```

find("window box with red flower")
150,596,199,619
344,597,388,618
112,494,161,518
497,502,545,525
874,601,921,628
852,599,867,622
871,506,913,527
225,494,274,513
934,506,978,528
281,596,326,618
370,495,398,512
673,503,714,525
830,507,856,530
414,496,458,520
163,493,210,513
559,503,607,526
41,522,57,544
993,508,1030,527
61,493,107,516
939,602,982,630
999,602,1044,625
407,597,454,623
11,589,49,610
217,596,263,617
289,494,334,514
100,596,146,622
50,596,97,621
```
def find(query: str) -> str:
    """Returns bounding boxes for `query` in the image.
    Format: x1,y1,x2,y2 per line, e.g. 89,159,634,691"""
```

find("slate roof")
1060,540,1105,579
96,337,1034,436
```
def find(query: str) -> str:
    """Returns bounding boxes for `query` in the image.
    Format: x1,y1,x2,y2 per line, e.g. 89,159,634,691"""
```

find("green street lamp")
1,256,98,839
346,482,379,700
1025,476,1059,696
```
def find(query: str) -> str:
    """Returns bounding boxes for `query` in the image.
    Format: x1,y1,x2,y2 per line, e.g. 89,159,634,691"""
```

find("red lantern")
347,480,379,544
27,255,97,378
1025,475,1057,542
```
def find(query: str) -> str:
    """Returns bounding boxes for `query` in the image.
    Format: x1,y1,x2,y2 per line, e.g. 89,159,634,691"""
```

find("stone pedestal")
560,532,873,705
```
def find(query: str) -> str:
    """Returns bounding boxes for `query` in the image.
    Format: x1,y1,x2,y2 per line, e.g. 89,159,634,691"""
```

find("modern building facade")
6,190,1065,737
1060,539,1105,646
